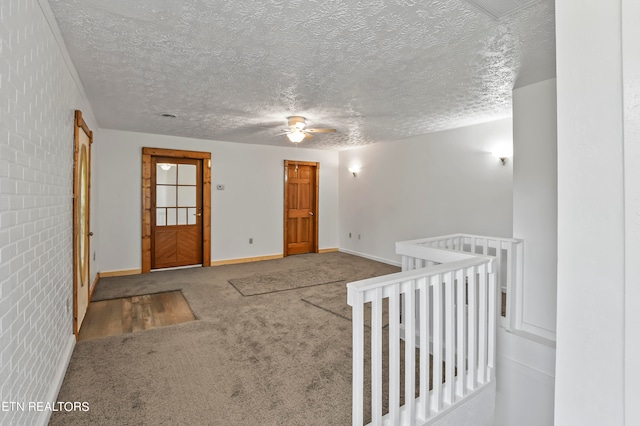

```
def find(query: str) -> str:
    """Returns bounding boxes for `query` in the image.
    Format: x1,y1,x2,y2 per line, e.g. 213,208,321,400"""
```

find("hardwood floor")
78,291,195,341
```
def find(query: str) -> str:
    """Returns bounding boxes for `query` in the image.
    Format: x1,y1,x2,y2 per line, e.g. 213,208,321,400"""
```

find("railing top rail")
395,242,478,263
397,233,523,245
346,255,494,303
458,233,524,243
396,234,465,245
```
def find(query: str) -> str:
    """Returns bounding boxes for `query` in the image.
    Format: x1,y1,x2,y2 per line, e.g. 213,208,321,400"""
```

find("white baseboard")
38,333,75,426
338,248,401,267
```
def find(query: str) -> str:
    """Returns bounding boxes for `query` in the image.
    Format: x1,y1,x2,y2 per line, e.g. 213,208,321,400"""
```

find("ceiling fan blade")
305,128,336,133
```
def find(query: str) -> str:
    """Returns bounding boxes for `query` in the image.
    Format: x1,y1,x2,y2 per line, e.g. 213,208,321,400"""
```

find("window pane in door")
156,164,177,184
177,208,188,225
178,186,196,207
187,207,197,225
178,164,196,185
156,186,176,207
156,208,166,226
166,208,177,226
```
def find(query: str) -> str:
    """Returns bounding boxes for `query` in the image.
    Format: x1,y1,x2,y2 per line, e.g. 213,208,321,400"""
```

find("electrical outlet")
249,238,253,244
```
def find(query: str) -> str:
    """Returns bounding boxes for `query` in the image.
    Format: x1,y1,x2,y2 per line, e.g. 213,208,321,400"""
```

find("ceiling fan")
280,116,336,143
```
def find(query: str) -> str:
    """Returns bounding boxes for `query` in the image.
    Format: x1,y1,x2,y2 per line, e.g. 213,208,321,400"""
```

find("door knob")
308,212,314,216
194,213,202,217
88,232,94,236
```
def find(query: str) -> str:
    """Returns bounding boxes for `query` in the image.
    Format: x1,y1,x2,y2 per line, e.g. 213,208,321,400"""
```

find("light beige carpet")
301,281,390,328
228,266,344,296
50,252,400,426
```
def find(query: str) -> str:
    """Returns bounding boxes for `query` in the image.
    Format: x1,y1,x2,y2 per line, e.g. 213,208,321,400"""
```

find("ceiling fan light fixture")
287,130,306,143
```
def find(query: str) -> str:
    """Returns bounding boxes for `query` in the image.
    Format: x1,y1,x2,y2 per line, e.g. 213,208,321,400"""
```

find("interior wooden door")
151,157,203,269
284,160,319,256
73,110,92,338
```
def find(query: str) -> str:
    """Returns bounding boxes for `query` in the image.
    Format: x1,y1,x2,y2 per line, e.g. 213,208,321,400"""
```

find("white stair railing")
347,244,496,426
397,234,523,330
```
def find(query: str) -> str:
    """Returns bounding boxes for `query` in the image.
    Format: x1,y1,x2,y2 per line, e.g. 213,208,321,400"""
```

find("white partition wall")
555,0,638,424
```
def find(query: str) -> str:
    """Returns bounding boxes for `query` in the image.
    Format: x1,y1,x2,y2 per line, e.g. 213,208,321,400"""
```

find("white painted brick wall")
0,0,96,424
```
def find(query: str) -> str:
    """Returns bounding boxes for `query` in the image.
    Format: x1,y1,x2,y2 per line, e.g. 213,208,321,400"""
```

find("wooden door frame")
283,160,319,257
142,147,211,273
73,110,92,339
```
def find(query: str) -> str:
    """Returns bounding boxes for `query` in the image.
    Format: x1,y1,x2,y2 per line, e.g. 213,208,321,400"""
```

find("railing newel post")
350,288,365,426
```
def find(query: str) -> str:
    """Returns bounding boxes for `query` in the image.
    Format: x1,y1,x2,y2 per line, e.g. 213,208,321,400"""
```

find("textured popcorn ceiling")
48,0,555,150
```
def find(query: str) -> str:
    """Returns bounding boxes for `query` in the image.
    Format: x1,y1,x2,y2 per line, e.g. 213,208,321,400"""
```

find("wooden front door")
284,160,319,256
151,157,203,269
73,110,92,338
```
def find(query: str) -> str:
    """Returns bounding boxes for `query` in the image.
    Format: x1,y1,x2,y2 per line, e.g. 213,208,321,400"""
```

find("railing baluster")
495,241,503,316
505,242,513,325
467,265,478,390
444,270,456,405
418,276,430,420
371,288,383,424
404,280,416,425
432,274,443,413
478,262,488,384
456,268,466,398
487,265,497,374
389,284,401,424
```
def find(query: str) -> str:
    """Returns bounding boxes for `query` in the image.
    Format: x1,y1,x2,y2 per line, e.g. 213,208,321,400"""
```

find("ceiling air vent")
465,0,542,19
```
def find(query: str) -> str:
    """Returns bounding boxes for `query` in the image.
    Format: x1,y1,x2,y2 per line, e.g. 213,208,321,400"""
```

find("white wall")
338,118,513,264
0,1,97,424
96,129,339,272
555,1,629,424
622,1,640,424
512,78,557,339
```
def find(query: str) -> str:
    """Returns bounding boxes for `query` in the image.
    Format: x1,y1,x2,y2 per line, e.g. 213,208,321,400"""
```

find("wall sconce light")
348,166,360,177
492,147,513,166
